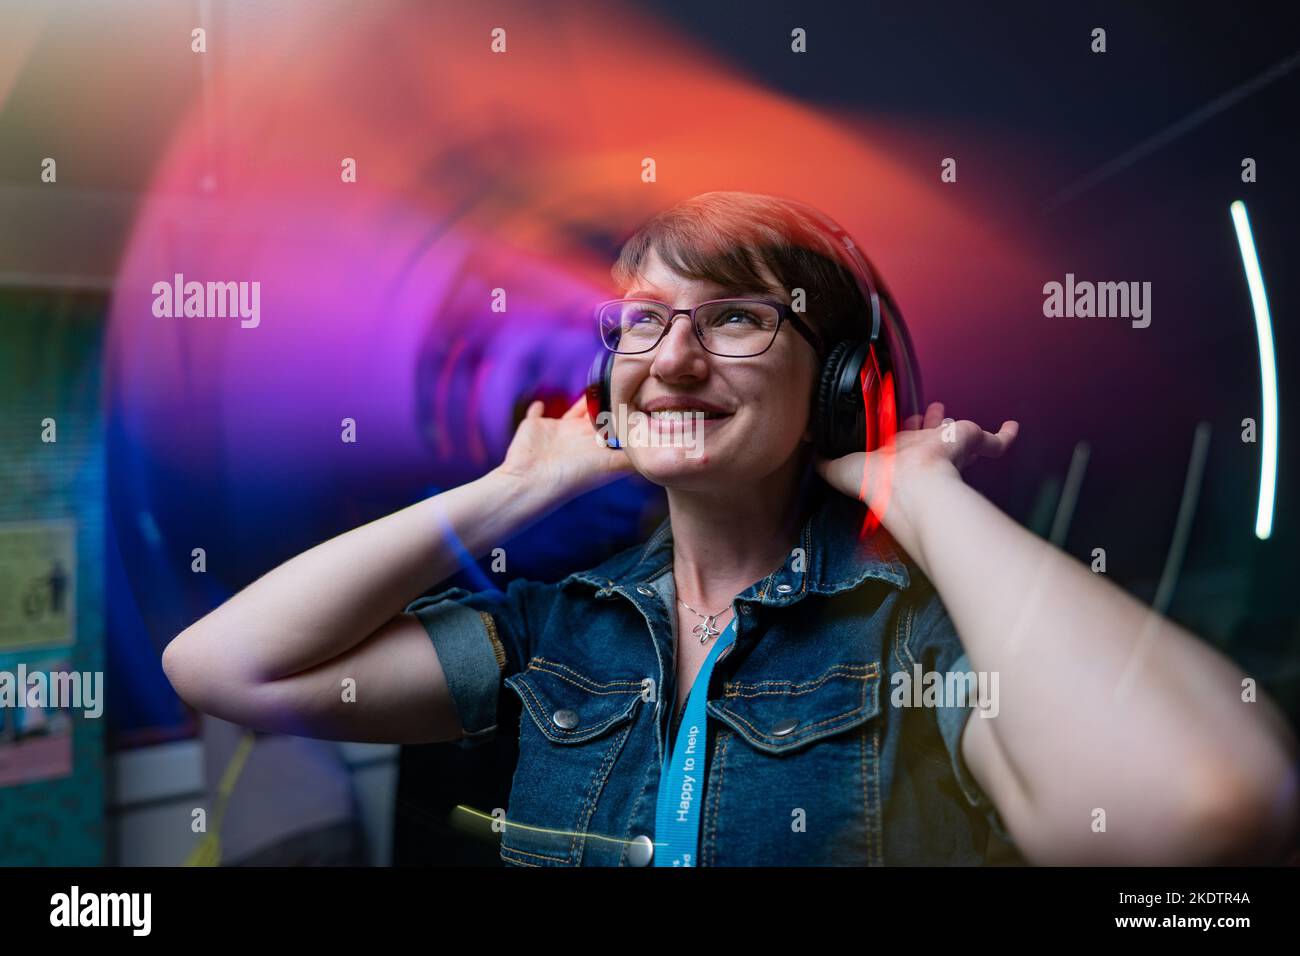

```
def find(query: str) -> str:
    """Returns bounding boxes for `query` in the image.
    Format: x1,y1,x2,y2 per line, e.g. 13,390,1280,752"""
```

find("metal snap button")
636,585,654,596
553,708,579,730
627,834,654,866
775,583,793,593
772,718,798,736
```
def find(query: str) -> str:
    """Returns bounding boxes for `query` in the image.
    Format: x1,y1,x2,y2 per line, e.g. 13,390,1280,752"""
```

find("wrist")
872,461,958,574
483,464,569,519
484,464,538,503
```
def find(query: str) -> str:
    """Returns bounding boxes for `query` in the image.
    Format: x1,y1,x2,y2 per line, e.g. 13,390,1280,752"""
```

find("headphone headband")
777,198,922,422
779,199,883,345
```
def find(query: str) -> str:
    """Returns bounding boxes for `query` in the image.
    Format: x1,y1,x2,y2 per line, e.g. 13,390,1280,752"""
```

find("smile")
647,410,731,421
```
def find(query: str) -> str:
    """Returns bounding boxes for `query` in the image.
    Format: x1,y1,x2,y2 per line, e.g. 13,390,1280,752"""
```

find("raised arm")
162,397,632,743
816,401,1299,864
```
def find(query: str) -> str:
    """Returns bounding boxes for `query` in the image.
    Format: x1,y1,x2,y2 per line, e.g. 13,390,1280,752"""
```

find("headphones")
586,200,922,461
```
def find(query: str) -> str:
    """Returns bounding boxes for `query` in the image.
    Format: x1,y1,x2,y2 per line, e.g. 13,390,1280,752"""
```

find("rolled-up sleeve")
405,576,556,747
903,580,1016,846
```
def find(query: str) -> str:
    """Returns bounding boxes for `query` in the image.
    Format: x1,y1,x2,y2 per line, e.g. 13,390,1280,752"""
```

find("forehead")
623,248,782,301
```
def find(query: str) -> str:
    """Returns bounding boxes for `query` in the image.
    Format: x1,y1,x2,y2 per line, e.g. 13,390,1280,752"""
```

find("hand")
812,401,1019,514
496,395,637,499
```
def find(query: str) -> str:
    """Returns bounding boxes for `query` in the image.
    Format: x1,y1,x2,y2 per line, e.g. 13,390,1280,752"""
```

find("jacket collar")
560,481,910,607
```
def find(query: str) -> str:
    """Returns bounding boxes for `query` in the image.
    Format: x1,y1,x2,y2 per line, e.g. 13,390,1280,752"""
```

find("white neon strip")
1229,200,1278,539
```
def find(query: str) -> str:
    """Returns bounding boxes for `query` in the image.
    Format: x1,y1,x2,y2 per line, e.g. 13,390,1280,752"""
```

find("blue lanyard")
652,616,738,867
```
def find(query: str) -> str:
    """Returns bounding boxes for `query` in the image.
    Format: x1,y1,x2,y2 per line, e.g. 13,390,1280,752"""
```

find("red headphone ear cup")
870,346,896,453
861,344,883,454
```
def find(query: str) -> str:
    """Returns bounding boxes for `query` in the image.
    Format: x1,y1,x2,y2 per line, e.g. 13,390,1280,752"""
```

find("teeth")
649,410,726,420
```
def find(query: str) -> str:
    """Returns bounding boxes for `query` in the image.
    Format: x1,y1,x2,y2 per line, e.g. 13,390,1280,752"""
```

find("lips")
647,409,730,421
639,397,732,416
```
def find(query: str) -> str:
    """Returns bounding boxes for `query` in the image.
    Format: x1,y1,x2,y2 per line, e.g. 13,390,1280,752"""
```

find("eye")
720,308,761,326
624,308,667,328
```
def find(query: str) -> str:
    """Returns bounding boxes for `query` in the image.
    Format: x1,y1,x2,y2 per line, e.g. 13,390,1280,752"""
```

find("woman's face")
610,247,821,491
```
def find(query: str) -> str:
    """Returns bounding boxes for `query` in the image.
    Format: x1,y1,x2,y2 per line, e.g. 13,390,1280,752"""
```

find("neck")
666,447,819,613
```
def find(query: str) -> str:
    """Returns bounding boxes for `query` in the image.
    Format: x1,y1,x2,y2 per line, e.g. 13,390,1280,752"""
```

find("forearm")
884,465,1299,856
172,467,554,683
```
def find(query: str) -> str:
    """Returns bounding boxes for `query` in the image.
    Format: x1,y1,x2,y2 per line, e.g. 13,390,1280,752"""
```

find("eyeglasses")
596,297,824,358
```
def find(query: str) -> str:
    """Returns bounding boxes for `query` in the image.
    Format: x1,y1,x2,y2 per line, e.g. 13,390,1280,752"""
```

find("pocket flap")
505,657,643,744
706,662,880,754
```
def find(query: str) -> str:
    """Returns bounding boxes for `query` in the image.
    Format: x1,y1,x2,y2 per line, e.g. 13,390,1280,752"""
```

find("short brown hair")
610,191,869,351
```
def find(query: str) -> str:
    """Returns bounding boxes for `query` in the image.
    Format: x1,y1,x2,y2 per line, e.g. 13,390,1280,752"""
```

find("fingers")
956,420,1018,472
921,401,945,430
526,399,544,418
562,394,588,419
980,420,1018,457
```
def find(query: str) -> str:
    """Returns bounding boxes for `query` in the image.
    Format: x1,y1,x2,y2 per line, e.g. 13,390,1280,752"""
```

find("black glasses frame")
595,297,826,358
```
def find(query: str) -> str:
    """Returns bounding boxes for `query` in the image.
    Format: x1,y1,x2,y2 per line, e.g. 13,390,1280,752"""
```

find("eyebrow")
624,287,779,301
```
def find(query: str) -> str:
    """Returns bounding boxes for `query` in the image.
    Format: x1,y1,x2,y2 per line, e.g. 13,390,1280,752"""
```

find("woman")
163,192,1298,866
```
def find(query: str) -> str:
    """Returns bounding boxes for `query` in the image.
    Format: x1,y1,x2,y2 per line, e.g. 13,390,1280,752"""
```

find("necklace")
676,596,733,643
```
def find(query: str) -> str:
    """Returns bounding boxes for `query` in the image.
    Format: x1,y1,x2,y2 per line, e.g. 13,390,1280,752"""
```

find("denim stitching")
896,598,918,671
529,657,645,693
704,728,730,867
635,561,672,586
512,674,638,742
572,719,634,864
500,843,568,864
716,674,871,747
499,853,542,866
617,762,655,867
869,725,883,865
478,611,507,673
723,663,876,696
860,723,871,864
797,520,812,597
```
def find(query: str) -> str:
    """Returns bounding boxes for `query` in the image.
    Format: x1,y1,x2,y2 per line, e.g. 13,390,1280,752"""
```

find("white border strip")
1229,200,1278,539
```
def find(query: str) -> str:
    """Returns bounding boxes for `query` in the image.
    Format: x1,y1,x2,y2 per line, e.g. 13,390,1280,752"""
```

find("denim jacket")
406,483,1018,866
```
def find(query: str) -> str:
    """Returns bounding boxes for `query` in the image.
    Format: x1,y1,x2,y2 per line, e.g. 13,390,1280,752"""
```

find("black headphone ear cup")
586,350,619,448
814,341,849,458
815,340,877,458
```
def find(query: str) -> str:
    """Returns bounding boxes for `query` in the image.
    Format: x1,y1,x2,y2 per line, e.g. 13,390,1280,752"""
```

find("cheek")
608,358,639,410
751,366,816,430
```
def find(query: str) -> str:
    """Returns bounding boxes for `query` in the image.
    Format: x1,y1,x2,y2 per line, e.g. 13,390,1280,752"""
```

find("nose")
650,312,710,378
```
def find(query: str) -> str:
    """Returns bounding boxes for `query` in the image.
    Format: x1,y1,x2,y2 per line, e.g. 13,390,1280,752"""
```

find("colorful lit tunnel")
102,0,1056,736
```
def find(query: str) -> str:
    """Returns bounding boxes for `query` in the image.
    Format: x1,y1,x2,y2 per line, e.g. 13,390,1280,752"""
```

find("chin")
629,445,773,494
628,445,716,481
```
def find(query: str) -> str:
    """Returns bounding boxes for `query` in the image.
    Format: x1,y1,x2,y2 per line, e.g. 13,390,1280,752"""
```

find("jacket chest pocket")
500,659,643,866
701,662,883,866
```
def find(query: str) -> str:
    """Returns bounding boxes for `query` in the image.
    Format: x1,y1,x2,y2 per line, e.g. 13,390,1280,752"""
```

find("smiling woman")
162,191,1299,867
